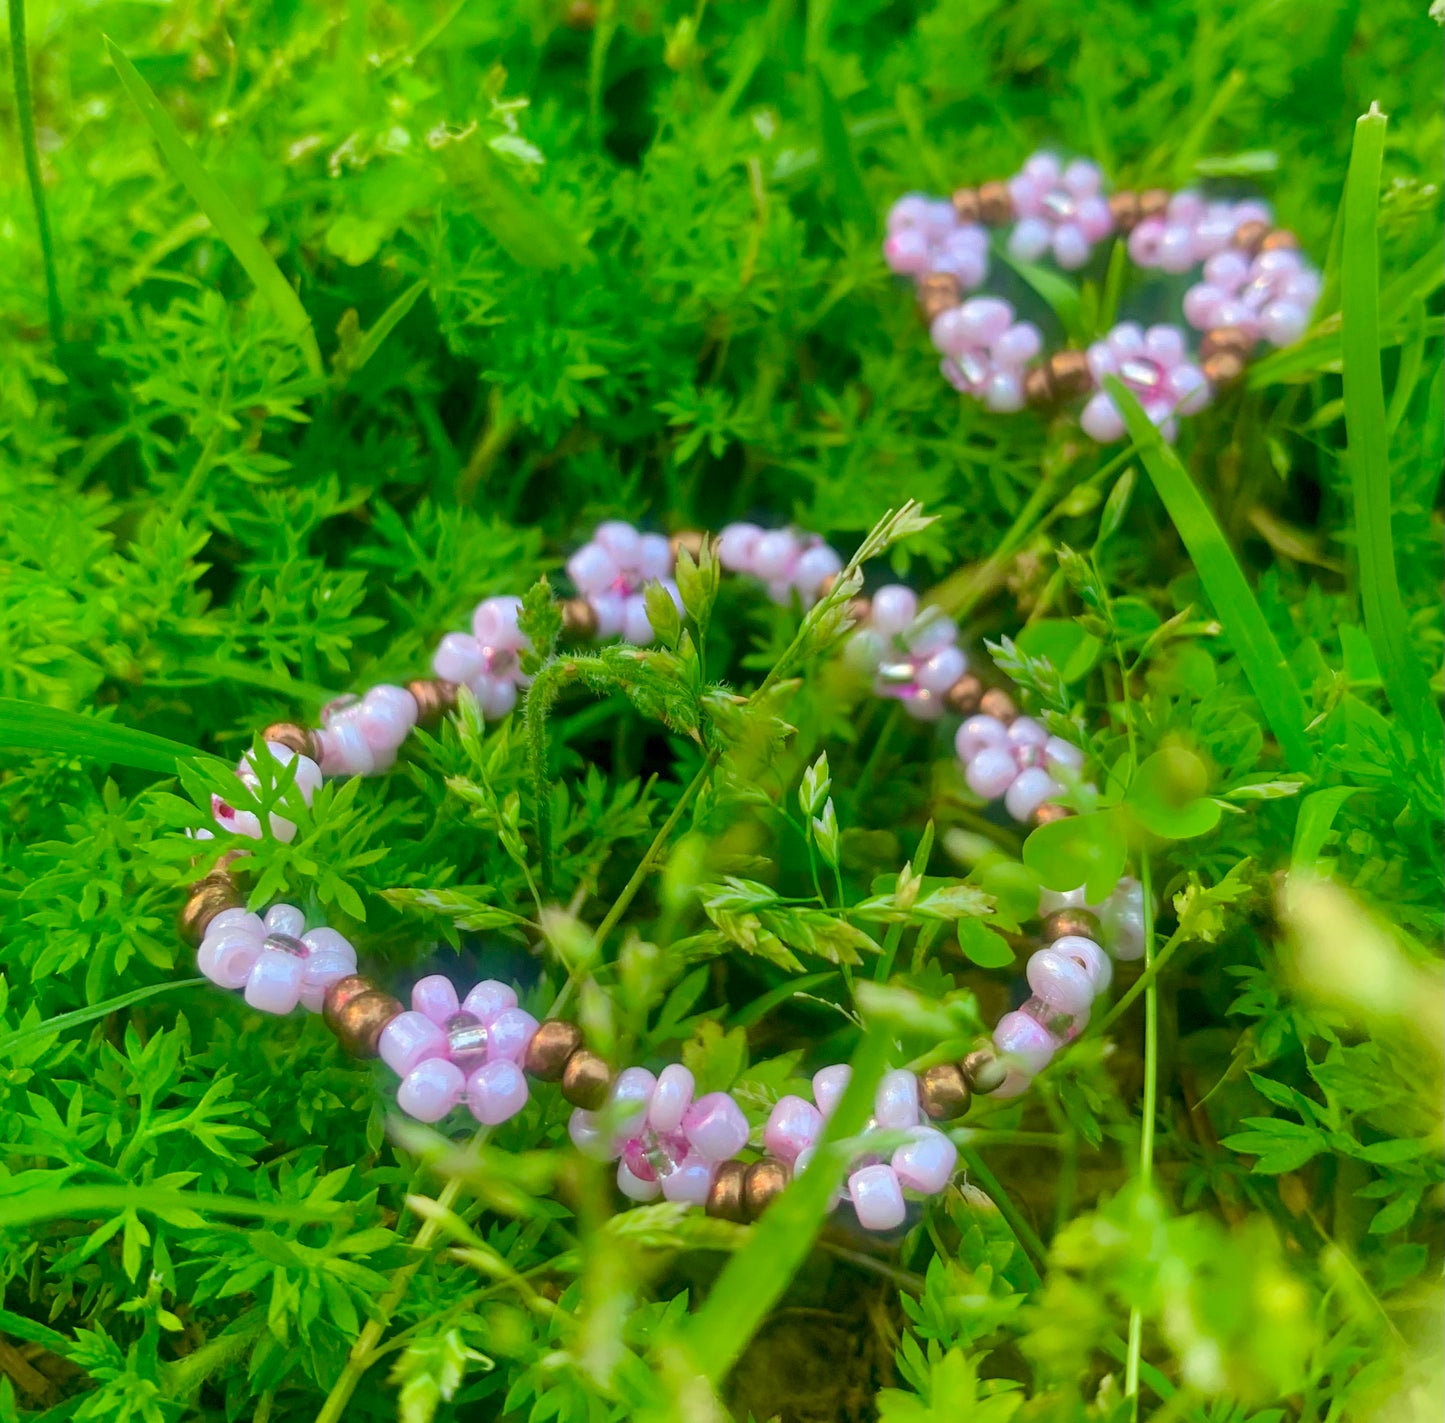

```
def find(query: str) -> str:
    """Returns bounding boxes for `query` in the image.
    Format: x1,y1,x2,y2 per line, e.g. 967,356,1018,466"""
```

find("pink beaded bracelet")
885,151,1319,439
178,521,1144,1234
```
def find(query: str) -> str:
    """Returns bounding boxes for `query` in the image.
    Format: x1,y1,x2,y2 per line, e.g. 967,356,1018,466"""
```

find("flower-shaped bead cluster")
1080,323,1210,443
932,298,1042,413
1006,154,1114,270
211,741,323,842
316,684,420,777
847,586,966,722
883,195,990,291
1183,247,1320,348
954,712,1085,823
197,903,357,1014
566,521,683,645
1127,193,1273,273
380,976,539,1125
568,1066,749,1204
432,597,532,722
717,524,843,608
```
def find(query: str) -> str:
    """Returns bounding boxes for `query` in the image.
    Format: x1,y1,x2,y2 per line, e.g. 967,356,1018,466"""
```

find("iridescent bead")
568,1108,609,1159
411,974,461,1026
966,745,1018,800
681,1091,749,1162
485,1008,539,1064
647,1064,695,1134
660,1155,716,1205
811,1064,851,1117
1004,766,1063,822
717,522,763,571
870,585,918,637
243,948,304,1014
1026,947,1096,1016
955,714,1009,762
849,1163,906,1231
763,1095,824,1164
1051,933,1112,994
378,1010,448,1077
461,980,518,1024
296,927,357,1012
607,1067,658,1147
891,1126,958,1195
263,903,306,938
398,1058,466,1122
993,1009,1059,1076
466,1060,529,1125
617,1159,661,1202
874,1068,921,1130
444,1012,489,1070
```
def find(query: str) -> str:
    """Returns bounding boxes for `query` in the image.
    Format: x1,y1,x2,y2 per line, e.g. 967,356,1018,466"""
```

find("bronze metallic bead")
1031,801,1074,828
1260,228,1300,253
1048,349,1093,400
406,678,459,727
1233,218,1269,255
326,985,403,1059
951,187,981,224
961,1048,1010,1096
1107,191,1141,231
669,530,705,561
917,271,961,323
178,874,243,946
977,181,1013,225
816,572,839,599
944,673,984,717
260,722,318,759
705,1159,750,1223
560,596,599,641
1139,188,1170,220
918,1063,971,1121
978,687,1016,723
523,1020,584,1081
560,1049,612,1110
1199,325,1254,362
322,974,378,1027
743,1159,790,1218
1024,365,1057,408
1202,350,1247,387
1043,907,1105,945
848,596,872,624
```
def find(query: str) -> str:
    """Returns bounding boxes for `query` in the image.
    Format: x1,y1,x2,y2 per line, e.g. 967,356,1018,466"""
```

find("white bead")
874,1067,921,1129
593,520,641,564
870,585,918,637
1004,767,1062,822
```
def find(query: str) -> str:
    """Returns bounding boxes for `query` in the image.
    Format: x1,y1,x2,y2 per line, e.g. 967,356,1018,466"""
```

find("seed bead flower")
1006,153,1114,271
1080,323,1211,443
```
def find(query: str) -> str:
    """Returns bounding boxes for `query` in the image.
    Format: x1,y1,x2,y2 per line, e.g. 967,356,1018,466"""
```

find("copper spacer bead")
951,187,981,224
961,1048,1009,1096
1048,349,1093,399
260,722,318,759
1233,218,1269,255
1107,191,1141,231
324,979,403,1059
1139,188,1170,220
560,596,598,641
669,530,705,561
1202,350,1247,387
406,678,458,727
1260,228,1300,253
560,1049,612,1110
977,181,1014,226
1031,801,1074,828
1024,365,1057,408
944,673,984,717
178,874,243,946
742,1158,790,1218
918,1063,971,1121
917,271,961,323
978,687,1017,723
1199,324,1254,362
705,1159,750,1223
848,595,872,624
1043,908,1105,944
523,1020,584,1081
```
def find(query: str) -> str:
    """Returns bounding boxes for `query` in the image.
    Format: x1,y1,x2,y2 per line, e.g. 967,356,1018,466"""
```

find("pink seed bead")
681,1092,750,1162
379,1011,449,1077
433,632,485,685
870,585,918,636
1044,736,1085,773
1052,224,1090,270
473,595,525,648
763,1095,824,1164
207,907,261,939
717,522,762,570
955,714,1008,762
198,927,263,990
567,542,619,594
466,1060,529,1125
993,1010,1059,1076
660,1155,715,1205
891,1127,958,1195
1007,716,1049,749
264,903,306,937
966,745,1019,800
849,1164,906,1231
243,948,304,1015
608,1067,658,1146
636,533,672,582
621,595,654,646
793,544,842,601
752,530,799,581
1005,766,1063,822
916,645,966,694
461,980,518,1025
398,1058,466,1122
1052,933,1113,994
1080,392,1126,443
568,1108,609,1159
411,975,461,1027
874,1068,921,1130
617,1158,661,1201
991,1068,1034,1098
647,1064,695,1134
812,1064,852,1117
486,1008,539,1064
298,945,358,1012
1026,947,1096,1015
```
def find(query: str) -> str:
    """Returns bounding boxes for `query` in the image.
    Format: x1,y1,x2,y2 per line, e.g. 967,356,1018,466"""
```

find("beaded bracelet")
178,521,1144,1234
884,151,1320,440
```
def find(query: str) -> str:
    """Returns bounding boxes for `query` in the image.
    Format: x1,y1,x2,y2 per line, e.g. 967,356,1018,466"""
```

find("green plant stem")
10,0,63,347
1125,852,1159,1416
959,1146,1044,1286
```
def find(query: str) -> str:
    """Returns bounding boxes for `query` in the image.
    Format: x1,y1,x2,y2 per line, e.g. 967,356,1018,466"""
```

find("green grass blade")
1107,380,1313,770
676,1025,890,1385
1340,104,1439,754
0,1185,346,1230
9,0,64,346
341,278,428,385
0,979,206,1057
105,37,323,378
0,698,223,775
